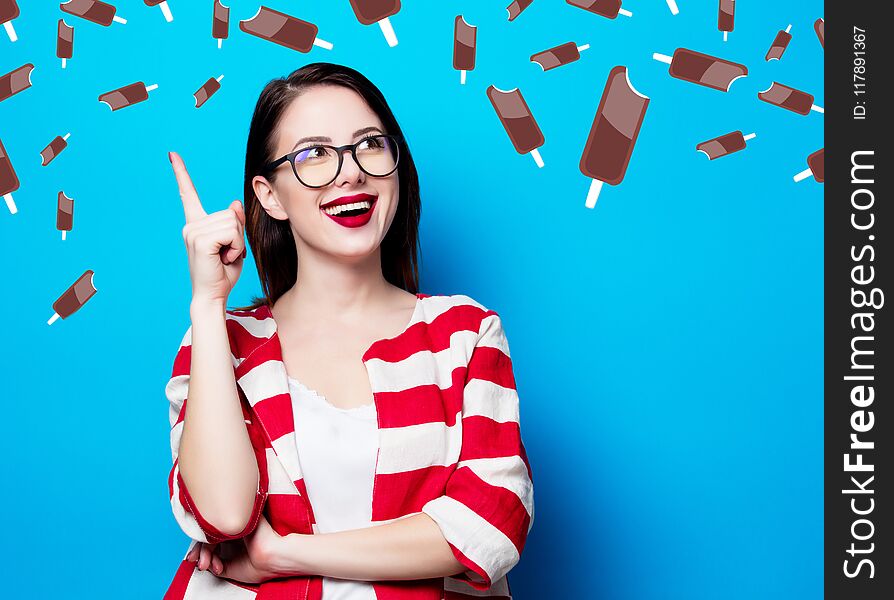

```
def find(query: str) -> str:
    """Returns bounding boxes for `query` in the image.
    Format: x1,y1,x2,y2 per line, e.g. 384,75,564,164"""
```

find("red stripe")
444,466,531,553
466,345,515,390
162,559,195,600
372,464,456,521
364,302,486,363
375,372,464,428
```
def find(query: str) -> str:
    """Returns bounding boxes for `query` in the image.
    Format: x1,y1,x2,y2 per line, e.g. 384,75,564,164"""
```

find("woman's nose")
334,148,364,185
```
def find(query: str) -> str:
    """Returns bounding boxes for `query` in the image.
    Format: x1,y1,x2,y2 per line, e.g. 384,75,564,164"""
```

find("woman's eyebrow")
291,126,383,151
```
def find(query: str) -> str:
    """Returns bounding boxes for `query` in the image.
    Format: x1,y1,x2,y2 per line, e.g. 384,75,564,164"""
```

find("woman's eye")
359,136,384,151
297,146,327,162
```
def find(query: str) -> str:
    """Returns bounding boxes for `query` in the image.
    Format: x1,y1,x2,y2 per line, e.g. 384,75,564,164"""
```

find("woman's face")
253,84,400,260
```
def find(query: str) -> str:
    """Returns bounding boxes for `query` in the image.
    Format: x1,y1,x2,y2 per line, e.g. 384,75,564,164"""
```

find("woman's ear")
252,175,289,220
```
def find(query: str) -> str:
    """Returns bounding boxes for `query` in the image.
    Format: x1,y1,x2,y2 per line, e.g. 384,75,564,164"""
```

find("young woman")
163,63,534,600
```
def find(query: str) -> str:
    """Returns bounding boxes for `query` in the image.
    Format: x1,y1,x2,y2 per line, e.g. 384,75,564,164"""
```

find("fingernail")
168,152,173,164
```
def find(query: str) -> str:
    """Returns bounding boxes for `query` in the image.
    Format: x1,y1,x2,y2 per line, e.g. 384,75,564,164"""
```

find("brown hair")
230,62,422,312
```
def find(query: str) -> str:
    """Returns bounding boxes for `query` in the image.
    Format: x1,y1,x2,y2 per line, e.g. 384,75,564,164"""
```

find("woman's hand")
170,150,247,307
186,514,287,583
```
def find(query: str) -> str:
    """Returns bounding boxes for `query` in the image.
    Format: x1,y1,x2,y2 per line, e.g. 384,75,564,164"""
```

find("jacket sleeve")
420,311,535,590
165,325,269,544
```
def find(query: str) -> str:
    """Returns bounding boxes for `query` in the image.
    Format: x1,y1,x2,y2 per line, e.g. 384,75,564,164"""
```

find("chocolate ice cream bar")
60,0,127,26
57,191,74,240
718,0,735,41
486,85,545,168
765,25,792,61
0,63,33,103
531,41,590,71
212,0,229,48
579,66,649,207
652,49,747,92
666,0,679,15
40,133,71,166
696,131,755,160
566,0,632,19
239,6,332,52
507,0,533,21
814,18,824,49
145,0,173,23
48,270,97,325
194,75,223,108
57,19,74,68
0,137,19,214
453,15,476,84
98,81,158,111
758,82,823,115
794,148,824,183
349,0,400,47
1,0,19,42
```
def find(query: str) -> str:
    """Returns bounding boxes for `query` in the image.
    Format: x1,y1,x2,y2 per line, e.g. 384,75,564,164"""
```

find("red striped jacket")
163,293,535,599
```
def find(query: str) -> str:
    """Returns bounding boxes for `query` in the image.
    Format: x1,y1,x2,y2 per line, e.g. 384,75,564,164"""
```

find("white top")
288,376,378,600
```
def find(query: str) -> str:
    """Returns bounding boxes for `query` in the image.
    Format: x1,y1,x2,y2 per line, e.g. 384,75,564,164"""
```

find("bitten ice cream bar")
579,65,649,208
99,81,158,111
0,63,34,103
453,15,476,85
57,19,75,68
652,48,747,92
40,133,71,166
531,41,590,71
240,6,333,52
566,0,632,19
696,131,756,160
60,0,127,26
507,0,533,21
48,270,97,325
194,75,223,108
349,0,400,47
758,82,823,115
57,191,74,240
1,0,20,42
145,0,173,22
212,0,229,48
486,85,545,168
0,137,19,214
794,148,824,183
814,18,824,49
765,25,792,61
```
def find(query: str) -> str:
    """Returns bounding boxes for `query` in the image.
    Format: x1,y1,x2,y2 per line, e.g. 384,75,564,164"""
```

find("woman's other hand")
186,514,288,583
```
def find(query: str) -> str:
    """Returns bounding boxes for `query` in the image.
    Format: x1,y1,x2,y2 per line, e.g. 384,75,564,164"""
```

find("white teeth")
323,200,372,216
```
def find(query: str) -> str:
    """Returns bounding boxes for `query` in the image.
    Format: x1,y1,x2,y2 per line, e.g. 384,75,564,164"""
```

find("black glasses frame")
262,133,402,189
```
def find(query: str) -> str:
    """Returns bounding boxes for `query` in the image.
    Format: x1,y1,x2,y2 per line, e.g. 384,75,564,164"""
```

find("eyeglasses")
262,133,401,188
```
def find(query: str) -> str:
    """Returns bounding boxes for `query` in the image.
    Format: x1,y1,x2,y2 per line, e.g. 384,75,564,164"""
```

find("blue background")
1,1,823,598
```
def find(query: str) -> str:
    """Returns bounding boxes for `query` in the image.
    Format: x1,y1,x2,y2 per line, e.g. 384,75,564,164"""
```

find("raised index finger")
169,151,207,224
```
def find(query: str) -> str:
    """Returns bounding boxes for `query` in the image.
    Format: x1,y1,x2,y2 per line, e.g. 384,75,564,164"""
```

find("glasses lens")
356,135,399,177
293,146,339,187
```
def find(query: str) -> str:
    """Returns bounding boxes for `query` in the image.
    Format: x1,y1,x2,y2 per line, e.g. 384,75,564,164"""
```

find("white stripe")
166,374,189,427
226,310,276,341
236,359,286,407
462,379,520,423
265,447,299,494
444,574,510,596
376,418,462,474
183,566,258,598
456,457,533,518
421,495,519,586
269,430,304,484
364,336,475,392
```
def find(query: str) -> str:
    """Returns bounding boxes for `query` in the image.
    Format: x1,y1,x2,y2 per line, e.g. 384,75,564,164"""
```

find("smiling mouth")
321,198,376,217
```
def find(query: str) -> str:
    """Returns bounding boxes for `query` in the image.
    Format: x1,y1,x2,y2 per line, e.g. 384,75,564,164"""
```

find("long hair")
230,63,422,312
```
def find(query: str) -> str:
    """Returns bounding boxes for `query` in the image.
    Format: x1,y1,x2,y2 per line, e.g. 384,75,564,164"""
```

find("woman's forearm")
272,513,465,581
177,298,259,535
